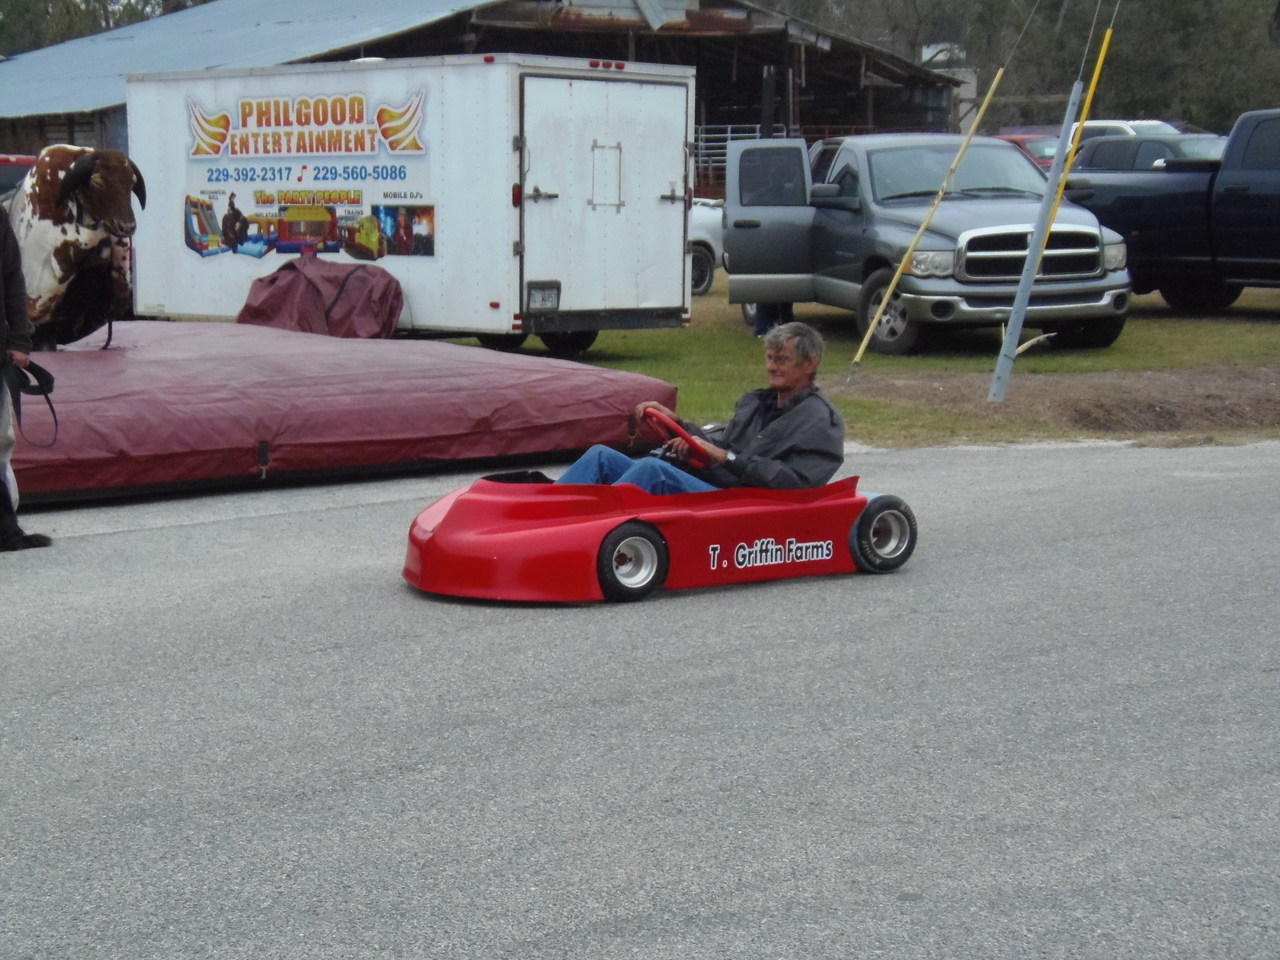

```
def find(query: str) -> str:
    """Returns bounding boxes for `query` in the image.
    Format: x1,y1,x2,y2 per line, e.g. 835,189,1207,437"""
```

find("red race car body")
403,471,917,603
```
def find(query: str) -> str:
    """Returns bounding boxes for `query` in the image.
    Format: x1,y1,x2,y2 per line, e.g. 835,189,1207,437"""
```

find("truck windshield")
871,143,1046,203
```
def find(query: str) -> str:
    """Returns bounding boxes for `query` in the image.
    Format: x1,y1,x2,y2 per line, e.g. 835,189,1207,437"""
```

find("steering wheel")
642,406,710,469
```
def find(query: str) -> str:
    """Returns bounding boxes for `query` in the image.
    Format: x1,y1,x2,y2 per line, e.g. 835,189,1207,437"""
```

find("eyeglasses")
765,352,797,365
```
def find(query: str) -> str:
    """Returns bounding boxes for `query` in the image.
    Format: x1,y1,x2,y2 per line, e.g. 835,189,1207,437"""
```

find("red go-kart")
402,409,917,602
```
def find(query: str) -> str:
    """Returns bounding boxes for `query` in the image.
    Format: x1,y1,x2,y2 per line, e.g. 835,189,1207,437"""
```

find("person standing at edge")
1,204,52,552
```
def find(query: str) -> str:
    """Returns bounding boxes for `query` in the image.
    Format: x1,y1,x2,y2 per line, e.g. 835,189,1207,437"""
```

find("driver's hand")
635,400,677,421
664,437,726,463
663,436,692,459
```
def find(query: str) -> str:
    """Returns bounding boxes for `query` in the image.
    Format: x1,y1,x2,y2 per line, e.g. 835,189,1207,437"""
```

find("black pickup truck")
1066,109,1280,311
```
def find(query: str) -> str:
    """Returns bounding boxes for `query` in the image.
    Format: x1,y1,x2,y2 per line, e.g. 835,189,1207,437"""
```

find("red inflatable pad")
236,256,404,339
12,322,677,499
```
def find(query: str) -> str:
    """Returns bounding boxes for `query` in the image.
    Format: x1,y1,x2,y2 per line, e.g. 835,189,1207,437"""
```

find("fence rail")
693,123,869,196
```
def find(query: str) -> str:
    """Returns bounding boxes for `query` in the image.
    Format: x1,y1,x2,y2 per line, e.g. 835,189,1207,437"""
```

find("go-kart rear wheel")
598,522,669,602
850,495,917,573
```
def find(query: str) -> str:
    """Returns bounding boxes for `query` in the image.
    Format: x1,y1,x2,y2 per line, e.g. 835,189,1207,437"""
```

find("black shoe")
1,531,52,551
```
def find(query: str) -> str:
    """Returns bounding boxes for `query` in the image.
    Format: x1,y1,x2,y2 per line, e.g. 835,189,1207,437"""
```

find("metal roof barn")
0,0,959,188
0,0,485,118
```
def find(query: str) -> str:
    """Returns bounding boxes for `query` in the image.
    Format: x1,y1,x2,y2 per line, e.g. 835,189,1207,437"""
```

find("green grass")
481,279,1280,445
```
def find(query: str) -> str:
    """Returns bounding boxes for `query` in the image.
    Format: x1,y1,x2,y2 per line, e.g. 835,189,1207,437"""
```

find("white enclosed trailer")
126,53,695,355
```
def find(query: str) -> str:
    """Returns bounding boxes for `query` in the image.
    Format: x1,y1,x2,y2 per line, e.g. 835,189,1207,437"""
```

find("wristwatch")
724,451,737,464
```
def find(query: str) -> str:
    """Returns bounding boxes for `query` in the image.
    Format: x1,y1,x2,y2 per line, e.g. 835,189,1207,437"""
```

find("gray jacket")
683,384,845,489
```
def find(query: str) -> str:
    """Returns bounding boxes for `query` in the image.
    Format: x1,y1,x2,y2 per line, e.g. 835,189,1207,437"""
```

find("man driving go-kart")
557,322,845,494
404,321,916,602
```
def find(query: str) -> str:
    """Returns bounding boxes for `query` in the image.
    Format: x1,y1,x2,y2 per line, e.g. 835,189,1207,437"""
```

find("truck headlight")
1103,241,1127,272
907,250,955,278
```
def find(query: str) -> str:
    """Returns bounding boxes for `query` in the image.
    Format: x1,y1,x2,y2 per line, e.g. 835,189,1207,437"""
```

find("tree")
0,0,213,57
780,0,1280,133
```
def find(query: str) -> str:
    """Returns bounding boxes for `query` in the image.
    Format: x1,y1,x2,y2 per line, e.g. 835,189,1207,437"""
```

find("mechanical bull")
4,145,146,348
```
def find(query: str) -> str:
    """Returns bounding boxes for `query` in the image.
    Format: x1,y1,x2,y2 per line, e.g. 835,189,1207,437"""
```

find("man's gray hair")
764,321,824,367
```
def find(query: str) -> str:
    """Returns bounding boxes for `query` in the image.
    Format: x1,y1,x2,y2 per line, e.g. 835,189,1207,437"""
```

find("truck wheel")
741,302,758,328
857,268,925,355
540,331,598,358
1159,282,1243,313
598,522,669,602
476,333,528,351
1040,317,1126,349
691,245,715,296
849,495,917,573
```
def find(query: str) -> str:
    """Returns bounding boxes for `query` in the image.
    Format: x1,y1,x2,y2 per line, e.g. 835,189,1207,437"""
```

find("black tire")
1158,282,1243,313
849,495,917,573
476,333,528,351
741,302,758,328
1041,317,1126,349
540,330,599,358
597,522,669,602
857,267,925,355
691,244,715,296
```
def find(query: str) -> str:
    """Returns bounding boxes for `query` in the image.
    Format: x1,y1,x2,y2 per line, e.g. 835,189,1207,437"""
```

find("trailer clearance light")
512,183,521,207
588,61,627,70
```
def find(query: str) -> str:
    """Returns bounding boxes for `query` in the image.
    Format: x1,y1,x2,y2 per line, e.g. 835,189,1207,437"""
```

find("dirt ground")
819,362,1280,437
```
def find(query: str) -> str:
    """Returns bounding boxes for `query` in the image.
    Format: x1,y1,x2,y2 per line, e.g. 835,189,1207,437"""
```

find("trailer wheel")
476,333,528,351
691,244,715,296
541,331,598,358
849,495,917,573
598,522,669,602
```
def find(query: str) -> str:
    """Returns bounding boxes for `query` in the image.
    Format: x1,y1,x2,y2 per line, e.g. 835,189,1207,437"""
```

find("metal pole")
989,24,1115,402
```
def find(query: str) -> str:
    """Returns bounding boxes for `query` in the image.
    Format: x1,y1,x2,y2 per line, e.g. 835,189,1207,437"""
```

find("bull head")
55,150,147,237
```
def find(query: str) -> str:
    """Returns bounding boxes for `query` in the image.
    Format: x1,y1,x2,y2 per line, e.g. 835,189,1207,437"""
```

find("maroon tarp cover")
12,322,677,497
236,255,403,338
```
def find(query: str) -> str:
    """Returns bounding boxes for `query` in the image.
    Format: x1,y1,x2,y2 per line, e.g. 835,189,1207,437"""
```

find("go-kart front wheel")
598,522,669,602
850,495,917,573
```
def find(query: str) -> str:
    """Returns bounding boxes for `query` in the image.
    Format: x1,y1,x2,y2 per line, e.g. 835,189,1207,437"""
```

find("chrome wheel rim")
872,290,909,341
870,510,912,559
612,536,659,589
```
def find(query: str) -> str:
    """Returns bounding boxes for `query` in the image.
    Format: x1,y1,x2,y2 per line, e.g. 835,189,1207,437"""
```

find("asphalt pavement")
3,441,1278,958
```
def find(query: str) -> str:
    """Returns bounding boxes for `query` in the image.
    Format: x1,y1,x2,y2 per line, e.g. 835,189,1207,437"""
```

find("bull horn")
55,151,98,208
129,160,147,209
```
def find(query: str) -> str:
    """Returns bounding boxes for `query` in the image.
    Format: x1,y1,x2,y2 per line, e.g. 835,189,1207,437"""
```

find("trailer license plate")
527,283,560,311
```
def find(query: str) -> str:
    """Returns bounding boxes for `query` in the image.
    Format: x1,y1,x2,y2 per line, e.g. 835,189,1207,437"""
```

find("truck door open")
724,139,815,306
520,75,689,323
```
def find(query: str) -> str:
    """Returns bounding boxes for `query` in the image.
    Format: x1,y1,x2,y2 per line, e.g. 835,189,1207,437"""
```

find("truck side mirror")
810,183,861,212
1063,179,1095,203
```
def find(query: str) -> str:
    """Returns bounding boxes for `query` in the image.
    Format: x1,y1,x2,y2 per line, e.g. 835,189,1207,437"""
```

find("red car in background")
0,154,37,194
996,134,1058,170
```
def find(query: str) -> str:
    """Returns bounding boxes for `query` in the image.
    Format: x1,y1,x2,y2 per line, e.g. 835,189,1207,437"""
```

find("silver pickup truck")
724,134,1131,353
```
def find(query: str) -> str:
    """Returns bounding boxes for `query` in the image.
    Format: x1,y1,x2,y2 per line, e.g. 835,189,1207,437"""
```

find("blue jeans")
557,445,718,495
754,302,795,336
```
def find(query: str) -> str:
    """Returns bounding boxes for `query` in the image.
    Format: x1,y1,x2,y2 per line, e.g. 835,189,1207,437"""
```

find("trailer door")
521,75,688,319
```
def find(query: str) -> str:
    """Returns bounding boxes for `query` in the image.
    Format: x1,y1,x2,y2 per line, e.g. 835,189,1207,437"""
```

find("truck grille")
957,226,1102,282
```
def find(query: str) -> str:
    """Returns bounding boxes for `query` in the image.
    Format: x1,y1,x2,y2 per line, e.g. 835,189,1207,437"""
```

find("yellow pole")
1038,27,1114,272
